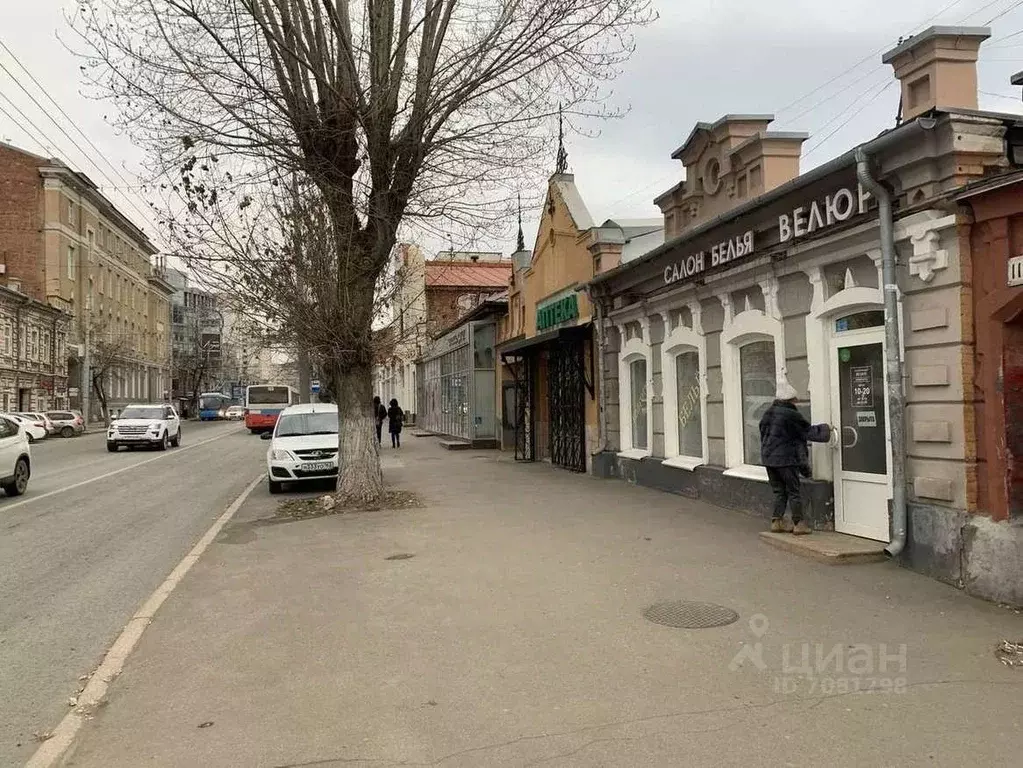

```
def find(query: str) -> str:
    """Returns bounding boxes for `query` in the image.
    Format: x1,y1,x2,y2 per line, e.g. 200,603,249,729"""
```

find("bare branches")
72,0,653,499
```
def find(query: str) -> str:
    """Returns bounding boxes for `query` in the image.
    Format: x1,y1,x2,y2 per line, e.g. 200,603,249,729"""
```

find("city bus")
198,391,231,421
244,384,297,432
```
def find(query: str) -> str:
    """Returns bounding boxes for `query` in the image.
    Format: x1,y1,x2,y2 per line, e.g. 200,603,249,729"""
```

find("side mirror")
260,432,272,441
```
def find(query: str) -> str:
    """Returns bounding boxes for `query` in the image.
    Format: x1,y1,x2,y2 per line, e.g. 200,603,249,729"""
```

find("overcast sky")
4,0,1023,264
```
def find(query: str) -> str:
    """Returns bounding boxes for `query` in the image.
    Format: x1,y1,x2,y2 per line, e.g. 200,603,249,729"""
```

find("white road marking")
1,427,242,513
25,472,265,768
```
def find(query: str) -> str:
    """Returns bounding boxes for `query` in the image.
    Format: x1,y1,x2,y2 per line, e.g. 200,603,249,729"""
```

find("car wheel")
170,428,181,447
157,432,169,451
268,479,284,495
2,457,30,497
61,426,74,438
107,442,118,452
26,433,34,444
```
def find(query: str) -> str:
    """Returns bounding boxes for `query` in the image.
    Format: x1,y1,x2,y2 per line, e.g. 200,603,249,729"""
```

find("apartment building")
0,142,174,418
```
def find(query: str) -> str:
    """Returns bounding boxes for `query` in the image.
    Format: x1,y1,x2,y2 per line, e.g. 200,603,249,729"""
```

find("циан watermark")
729,614,907,695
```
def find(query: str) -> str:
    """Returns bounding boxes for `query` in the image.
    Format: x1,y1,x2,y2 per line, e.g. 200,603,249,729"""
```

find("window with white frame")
738,339,776,465
0,320,10,356
661,304,708,469
629,358,648,450
29,329,38,362
18,324,26,360
67,245,76,280
675,349,703,457
720,280,786,478
617,320,652,456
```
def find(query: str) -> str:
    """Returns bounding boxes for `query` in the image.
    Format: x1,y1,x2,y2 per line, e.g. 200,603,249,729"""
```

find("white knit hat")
776,380,799,400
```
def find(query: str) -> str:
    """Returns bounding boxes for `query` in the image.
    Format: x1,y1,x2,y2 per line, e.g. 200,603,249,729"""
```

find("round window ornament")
704,158,722,195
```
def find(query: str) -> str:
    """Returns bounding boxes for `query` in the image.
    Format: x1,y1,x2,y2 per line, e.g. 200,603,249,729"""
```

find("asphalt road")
0,421,267,767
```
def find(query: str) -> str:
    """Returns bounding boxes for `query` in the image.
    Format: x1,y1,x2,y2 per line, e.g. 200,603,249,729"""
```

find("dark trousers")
375,422,383,444
766,466,803,523
390,429,400,448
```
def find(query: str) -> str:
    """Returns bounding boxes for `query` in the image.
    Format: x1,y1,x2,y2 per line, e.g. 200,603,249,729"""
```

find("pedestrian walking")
373,396,387,445
387,398,404,448
759,380,832,535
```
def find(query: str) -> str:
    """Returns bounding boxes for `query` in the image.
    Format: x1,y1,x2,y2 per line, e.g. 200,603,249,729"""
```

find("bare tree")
74,0,653,502
89,320,134,424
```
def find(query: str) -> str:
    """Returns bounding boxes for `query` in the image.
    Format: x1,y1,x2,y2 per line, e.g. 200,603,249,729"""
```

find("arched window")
617,320,652,458
720,283,786,480
661,302,708,470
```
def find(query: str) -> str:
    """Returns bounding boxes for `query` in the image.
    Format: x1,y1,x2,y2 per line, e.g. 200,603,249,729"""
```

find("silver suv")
45,410,86,438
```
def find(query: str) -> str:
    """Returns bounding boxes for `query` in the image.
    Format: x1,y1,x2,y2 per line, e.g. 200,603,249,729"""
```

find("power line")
776,0,973,118
0,36,152,206
0,37,163,237
982,0,1023,24
802,81,899,162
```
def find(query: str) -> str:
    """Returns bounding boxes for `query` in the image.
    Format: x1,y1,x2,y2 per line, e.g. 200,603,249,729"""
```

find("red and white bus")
244,384,297,433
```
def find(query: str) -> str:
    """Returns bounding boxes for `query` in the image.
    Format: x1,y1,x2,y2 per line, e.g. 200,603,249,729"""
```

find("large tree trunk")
333,361,383,503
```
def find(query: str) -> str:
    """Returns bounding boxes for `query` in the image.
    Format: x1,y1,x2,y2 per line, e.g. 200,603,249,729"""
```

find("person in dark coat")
387,398,404,448
373,396,387,445
759,381,832,535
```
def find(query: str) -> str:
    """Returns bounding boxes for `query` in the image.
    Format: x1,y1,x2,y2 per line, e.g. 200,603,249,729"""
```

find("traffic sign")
311,380,320,393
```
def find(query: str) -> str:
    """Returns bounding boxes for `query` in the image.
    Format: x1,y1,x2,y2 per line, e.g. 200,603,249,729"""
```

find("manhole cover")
385,553,415,561
643,601,739,629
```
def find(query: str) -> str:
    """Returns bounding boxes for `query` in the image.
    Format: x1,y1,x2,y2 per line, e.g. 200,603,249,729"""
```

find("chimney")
882,26,990,122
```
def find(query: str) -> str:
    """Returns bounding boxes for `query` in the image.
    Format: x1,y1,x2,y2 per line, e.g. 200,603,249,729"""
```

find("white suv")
107,404,182,452
262,402,338,494
0,414,31,496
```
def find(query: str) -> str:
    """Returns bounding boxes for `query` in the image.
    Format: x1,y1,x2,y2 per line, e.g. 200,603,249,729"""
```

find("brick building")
372,246,511,418
955,169,1023,603
0,143,174,420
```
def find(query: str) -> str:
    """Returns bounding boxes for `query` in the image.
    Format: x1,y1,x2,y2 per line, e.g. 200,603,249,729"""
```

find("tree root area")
275,489,423,519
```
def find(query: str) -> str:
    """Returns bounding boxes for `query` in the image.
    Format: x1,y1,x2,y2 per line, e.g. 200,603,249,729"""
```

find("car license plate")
304,462,333,472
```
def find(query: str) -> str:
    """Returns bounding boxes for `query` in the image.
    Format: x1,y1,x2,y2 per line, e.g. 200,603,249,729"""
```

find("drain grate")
643,601,739,629
385,553,415,561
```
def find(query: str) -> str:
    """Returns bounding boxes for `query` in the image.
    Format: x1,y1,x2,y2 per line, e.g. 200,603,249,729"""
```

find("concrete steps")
759,530,887,564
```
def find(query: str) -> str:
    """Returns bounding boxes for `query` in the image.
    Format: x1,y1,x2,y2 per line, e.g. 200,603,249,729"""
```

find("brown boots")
769,518,811,535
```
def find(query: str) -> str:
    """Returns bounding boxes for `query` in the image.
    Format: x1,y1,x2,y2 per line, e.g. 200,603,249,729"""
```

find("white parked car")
0,414,31,496
262,402,338,494
2,413,47,443
16,412,56,437
107,404,182,452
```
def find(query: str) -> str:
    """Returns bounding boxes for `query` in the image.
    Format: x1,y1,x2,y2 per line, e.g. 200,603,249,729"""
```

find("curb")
25,473,265,768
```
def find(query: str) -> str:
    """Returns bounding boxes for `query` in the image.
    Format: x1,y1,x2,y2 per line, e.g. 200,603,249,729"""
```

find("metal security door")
547,338,586,472
512,355,535,462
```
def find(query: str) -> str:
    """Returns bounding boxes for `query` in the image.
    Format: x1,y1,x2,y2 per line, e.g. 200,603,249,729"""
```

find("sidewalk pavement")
64,438,1023,767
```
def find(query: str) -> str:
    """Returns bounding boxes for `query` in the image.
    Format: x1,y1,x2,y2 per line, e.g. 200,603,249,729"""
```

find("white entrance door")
830,323,891,542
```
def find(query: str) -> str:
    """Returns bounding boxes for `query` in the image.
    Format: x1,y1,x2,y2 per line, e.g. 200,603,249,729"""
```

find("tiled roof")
425,261,511,288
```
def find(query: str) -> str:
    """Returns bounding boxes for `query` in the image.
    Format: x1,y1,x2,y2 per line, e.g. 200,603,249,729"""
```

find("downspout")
584,285,610,456
855,148,908,558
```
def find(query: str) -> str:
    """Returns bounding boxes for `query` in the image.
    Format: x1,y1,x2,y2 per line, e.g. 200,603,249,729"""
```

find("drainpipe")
593,290,605,454
855,148,907,558
586,285,610,455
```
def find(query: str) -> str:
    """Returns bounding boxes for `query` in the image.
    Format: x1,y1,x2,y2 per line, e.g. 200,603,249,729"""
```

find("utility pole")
82,313,91,428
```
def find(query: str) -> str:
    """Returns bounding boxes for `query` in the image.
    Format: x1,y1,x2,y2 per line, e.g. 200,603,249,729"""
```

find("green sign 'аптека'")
536,294,579,331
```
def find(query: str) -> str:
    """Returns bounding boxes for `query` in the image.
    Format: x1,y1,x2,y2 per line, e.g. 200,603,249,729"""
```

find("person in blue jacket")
759,380,832,535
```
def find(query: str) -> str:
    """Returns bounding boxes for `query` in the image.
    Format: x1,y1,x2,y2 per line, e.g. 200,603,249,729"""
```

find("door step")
411,430,433,438
759,531,888,564
439,439,471,451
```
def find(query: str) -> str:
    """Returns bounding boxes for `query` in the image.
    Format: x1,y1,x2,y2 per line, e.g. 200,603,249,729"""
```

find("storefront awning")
497,323,591,357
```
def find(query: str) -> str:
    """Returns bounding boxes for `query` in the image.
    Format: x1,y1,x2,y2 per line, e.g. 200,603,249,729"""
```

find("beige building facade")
0,143,173,418
589,26,1023,604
